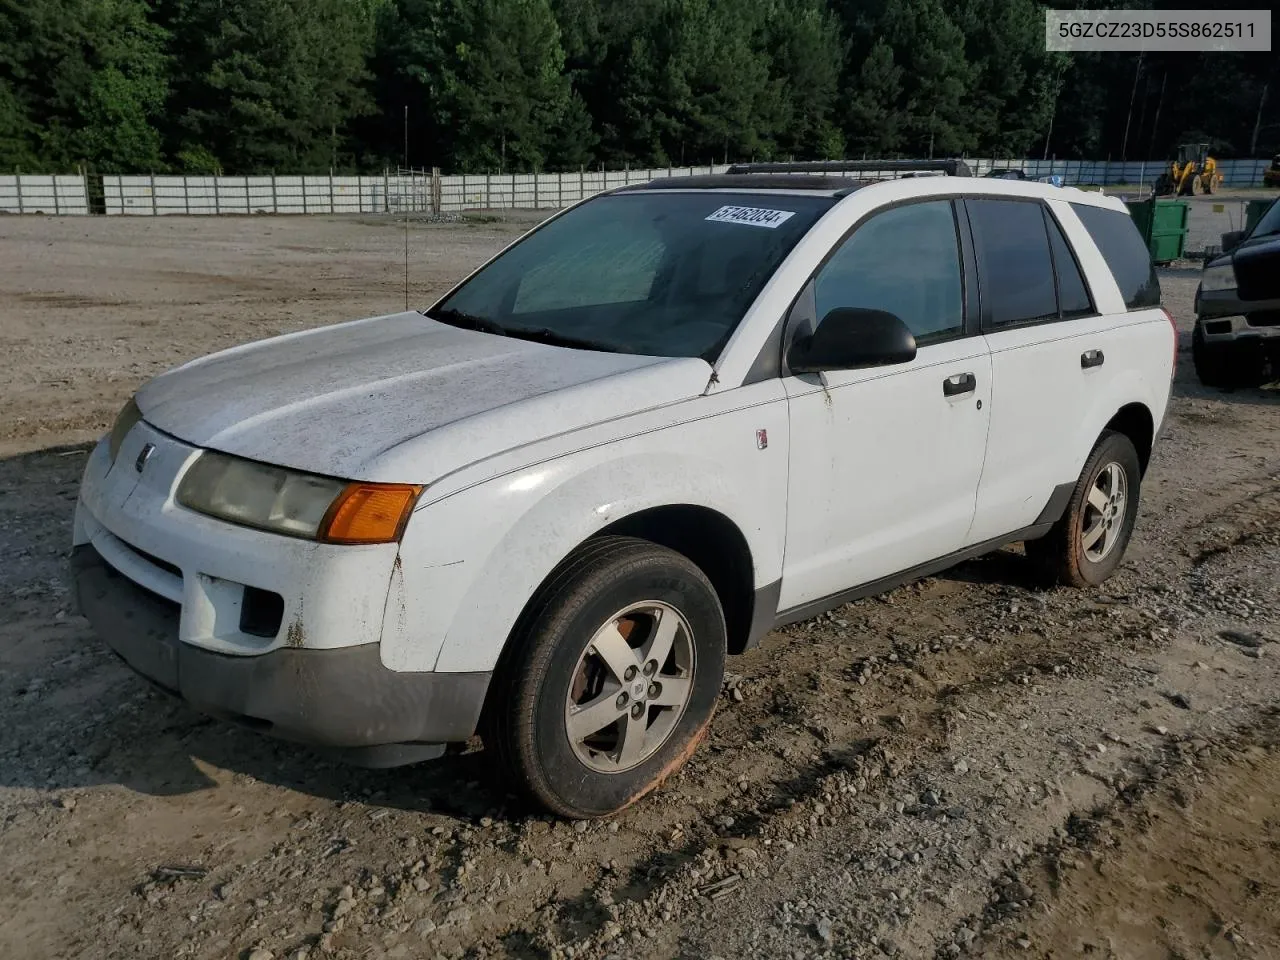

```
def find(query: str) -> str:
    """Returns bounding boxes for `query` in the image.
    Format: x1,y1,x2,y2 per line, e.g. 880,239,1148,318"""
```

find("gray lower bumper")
72,545,490,766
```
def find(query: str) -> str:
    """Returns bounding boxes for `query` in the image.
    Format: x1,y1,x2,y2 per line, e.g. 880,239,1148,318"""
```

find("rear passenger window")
1070,203,1161,309
1044,210,1094,317
814,200,964,344
967,199,1058,327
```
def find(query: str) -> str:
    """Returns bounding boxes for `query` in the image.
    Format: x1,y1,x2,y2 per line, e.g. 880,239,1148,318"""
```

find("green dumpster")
1245,198,1275,234
1125,198,1189,264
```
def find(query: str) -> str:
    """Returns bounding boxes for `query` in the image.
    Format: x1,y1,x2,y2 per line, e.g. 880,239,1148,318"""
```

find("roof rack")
724,159,975,178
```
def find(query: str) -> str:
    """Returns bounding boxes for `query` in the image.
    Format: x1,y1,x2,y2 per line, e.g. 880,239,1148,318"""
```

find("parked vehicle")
1154,143,1222,196
985,168,1027,180
1193,197,1280,387
75,164,1175,817
1262,154,1280,188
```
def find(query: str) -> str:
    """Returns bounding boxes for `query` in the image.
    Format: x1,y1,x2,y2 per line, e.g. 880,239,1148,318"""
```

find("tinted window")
1249,197,1280,239
814,200,963,344
1044,209,1094,317
1070,203,1161,309
434,191,833,359
967,199,1057,326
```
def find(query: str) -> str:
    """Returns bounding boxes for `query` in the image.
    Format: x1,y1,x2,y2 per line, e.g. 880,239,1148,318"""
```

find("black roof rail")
724,159,975,178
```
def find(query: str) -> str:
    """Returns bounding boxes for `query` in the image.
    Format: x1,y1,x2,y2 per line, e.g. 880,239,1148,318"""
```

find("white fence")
99,167,732,216
0,175,90,215
2,159,1274,217
966,157,1270,188
105,175,399,215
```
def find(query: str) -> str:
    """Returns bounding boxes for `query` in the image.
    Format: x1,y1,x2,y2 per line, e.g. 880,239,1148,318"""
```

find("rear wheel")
483,536,725,818
1026,431,1141,588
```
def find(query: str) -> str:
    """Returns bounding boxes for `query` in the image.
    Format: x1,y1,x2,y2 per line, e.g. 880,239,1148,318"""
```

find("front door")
779,199,991,612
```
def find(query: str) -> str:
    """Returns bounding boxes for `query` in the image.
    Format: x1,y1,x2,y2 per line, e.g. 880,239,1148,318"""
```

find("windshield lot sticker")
705,205,796,229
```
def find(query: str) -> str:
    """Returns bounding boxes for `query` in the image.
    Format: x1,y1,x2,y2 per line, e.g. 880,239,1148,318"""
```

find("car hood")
1207,231,1280,269
136,312,712,483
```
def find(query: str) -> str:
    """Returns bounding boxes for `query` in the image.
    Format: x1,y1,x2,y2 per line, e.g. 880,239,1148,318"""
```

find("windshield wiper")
429,307,508,336
429,309,623,353
500,326,626,354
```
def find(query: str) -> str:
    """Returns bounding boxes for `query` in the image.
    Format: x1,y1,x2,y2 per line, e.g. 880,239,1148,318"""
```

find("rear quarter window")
1070,203,1161,310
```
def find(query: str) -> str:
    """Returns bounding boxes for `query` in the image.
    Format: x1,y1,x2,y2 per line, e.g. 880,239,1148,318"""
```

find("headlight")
107,398,143,464
176,451,422,544
1200,263,1236,293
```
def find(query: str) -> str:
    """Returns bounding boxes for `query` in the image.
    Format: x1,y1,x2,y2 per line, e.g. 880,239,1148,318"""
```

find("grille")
126,542,183,580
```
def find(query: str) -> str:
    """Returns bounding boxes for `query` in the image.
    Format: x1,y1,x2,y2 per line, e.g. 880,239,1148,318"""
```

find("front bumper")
74,544,490,766
1195,288,1280,344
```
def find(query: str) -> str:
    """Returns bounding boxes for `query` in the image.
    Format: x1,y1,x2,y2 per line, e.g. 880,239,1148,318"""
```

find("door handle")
1081,349,1105,369
942,372,977,396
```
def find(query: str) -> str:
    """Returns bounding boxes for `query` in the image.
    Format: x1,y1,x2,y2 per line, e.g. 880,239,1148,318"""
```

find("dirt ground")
1,214,1278,960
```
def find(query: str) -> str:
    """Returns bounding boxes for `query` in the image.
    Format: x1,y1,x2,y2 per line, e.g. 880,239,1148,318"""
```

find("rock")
58,796,76,811
573,820,588,834
413,919,437,937
730,687,745,703
333,899,355,919
413,877,431,893
1016,938,1032,950
814,919,833,946
952,760,970,775
1219,629,1264,649
1002,881,1033,903
247,949,274,960
1167,692,1192,711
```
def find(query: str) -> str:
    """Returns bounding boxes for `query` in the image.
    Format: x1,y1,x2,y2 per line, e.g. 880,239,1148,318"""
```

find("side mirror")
788,308,917,374
1221,230,1245,253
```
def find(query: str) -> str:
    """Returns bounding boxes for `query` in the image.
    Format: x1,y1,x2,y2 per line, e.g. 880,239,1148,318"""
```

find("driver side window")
814,200,964,345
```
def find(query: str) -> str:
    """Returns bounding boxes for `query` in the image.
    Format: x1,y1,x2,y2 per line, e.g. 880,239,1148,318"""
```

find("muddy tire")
483,536,725,818
1026,431,1141,588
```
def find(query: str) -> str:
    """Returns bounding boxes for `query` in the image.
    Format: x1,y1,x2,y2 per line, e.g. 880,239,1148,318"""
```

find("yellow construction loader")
1155,143,1222,196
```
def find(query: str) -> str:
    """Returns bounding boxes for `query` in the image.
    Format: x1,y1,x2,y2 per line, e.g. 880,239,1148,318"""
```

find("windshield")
430,191,835,359
1250,199,1280,239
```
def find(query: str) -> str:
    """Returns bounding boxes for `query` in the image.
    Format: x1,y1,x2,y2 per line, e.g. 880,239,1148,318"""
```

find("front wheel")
483,536,726,818
1026,431,1141,587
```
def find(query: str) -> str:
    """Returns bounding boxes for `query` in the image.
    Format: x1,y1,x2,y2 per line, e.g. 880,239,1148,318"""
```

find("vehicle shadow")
1170,327,1280,408
0,441,513,819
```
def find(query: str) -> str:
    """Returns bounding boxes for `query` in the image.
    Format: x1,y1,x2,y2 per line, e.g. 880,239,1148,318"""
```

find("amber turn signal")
319,483,423,544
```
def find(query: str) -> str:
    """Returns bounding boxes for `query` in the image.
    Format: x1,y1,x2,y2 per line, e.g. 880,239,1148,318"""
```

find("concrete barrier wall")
0,176,90,215
7,160,1273,217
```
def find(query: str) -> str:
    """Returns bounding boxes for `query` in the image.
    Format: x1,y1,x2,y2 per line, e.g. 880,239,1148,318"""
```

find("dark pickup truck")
1193,198,1280,387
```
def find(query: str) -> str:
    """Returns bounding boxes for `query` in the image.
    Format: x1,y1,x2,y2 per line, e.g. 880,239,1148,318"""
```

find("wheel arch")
1105,402,1155,475
596,504,759,655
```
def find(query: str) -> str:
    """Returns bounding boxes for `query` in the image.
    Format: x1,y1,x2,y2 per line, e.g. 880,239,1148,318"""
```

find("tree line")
1,0,1276,176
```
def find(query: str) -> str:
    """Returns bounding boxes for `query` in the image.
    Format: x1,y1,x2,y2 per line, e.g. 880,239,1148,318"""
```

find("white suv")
74,165,1175,817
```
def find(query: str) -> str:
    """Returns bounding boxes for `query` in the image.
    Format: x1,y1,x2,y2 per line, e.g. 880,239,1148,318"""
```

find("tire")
483,536,726,818
1192,322,1232,387
1193,323,1266,389
1026,431,1141,588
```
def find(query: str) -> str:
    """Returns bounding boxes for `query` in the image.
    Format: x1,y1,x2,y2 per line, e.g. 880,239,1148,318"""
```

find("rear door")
965,198,1155,544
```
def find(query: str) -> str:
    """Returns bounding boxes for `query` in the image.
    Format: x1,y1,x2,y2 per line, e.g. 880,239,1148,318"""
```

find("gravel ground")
0,214,1277,960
